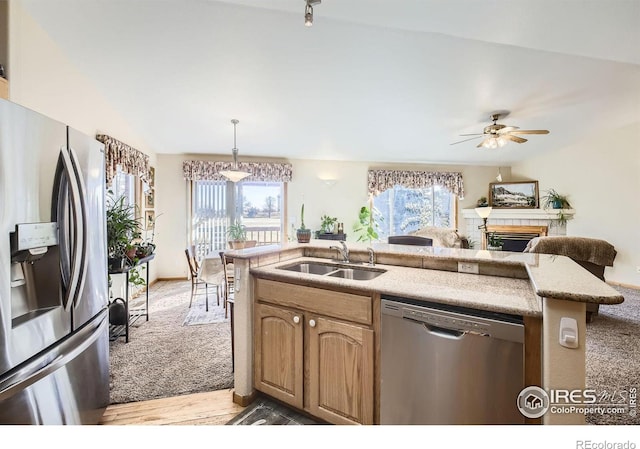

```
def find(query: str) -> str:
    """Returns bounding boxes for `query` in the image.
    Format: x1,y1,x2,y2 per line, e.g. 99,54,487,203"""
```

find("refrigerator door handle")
68,147,88,308
52,150,71,295
58,147,85,311
0,311,107,401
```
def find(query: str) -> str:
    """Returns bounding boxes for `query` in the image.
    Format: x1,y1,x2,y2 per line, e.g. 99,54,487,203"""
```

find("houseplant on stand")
319,214,338,234
296,204,311,243
106,194,142,271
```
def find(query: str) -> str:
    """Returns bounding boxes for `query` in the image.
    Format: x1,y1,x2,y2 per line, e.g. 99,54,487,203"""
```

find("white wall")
512,122,640,286
8,1,159,283
154,153,505,278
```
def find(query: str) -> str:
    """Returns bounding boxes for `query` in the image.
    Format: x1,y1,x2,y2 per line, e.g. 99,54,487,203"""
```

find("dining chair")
388,235,433,246
219,251,234,319
185,246,211,311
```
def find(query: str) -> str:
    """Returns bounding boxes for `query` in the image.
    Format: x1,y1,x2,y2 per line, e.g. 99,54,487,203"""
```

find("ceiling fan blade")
509,129,549,135
497,126,519,134
503,134,527,143
450,136,483,145
458,133,485,136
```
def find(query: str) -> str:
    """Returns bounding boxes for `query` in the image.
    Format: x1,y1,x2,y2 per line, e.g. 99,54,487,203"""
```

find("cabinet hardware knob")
309,319,316,328
293,316,300,324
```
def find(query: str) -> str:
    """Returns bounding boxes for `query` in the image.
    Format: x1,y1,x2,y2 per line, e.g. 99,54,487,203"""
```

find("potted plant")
353,205,381,243
541,188,573,226
106,194,142,271
541,189,571,210
296,204,311,243
227,221,248,249
476,196,489,207
319,215,338,234
486,232,503,251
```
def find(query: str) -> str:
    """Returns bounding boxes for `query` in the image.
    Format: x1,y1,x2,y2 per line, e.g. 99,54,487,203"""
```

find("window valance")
96,134,151,185
183,160,293,183
368,169,465,199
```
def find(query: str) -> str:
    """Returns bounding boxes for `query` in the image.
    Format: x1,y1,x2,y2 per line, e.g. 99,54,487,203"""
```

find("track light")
304,0,321,27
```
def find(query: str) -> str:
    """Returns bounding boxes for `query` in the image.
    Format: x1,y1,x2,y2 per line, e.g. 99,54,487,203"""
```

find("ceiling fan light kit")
450,112,549,149
304,0,321,27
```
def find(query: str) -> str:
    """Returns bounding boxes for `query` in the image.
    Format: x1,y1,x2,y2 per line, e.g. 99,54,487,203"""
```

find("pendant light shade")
219,119,250,183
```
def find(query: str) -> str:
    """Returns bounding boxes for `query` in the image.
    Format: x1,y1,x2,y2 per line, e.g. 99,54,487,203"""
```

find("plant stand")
108,254,155,343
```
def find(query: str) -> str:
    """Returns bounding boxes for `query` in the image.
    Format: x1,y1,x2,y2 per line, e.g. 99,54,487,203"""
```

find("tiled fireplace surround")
461,208,575,250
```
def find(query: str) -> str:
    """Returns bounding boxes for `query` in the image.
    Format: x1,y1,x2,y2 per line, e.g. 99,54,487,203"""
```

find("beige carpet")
586,285,640,425
109,280,233,405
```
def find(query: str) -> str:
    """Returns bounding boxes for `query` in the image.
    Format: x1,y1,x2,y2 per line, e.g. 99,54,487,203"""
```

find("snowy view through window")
373,185,455,241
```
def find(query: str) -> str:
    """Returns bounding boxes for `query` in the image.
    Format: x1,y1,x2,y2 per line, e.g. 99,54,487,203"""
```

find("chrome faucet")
367,247,375,266
329,240,350,263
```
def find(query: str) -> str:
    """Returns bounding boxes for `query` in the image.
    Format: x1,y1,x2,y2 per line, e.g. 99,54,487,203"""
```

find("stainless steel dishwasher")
380,296,525,424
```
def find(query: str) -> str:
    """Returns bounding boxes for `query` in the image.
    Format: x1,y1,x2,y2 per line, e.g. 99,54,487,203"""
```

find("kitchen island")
224,240,623,425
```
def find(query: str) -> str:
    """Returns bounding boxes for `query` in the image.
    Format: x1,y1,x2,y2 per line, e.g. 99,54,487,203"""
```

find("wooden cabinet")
253,279,375,425
308,316,373,425
254,302,303,409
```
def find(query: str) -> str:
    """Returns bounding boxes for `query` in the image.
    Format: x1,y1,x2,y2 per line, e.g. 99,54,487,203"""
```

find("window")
107,166,136,214
191,180,285,258
373,185,456,241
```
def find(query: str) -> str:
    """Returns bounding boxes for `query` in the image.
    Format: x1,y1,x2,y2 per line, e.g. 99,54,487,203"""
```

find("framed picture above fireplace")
489,181,539,209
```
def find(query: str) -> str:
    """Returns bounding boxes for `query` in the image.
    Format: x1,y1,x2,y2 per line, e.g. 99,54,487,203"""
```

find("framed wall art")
145,210,155,230
145,189,154,208
489,181,539,209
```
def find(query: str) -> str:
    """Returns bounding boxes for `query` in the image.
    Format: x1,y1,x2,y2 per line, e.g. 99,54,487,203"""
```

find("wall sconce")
475,206,492,231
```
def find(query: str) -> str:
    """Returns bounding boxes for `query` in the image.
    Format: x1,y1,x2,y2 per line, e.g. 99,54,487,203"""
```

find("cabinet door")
308,316,374,425
254,302,304,409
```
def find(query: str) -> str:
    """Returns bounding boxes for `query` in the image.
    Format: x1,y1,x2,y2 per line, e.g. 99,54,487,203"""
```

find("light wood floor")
99,389,245,425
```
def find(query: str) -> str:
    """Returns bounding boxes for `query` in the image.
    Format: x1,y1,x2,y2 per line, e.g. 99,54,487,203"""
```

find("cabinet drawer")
255,278,372,325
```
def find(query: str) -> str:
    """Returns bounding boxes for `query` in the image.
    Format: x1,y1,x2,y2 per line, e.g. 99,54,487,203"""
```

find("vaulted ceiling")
20,0,640,165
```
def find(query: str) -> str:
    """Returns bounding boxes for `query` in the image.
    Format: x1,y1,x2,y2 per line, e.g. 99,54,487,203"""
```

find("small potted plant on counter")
106,194,142,271
296,204,311,243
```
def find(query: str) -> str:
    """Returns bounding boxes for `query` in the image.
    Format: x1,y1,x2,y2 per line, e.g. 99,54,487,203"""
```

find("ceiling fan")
451,112,549,148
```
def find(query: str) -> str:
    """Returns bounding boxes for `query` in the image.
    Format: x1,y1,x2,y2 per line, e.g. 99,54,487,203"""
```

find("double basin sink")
279,260,386,281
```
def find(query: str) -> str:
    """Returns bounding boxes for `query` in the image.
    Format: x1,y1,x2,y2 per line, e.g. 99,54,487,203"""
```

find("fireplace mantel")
461,208,575,220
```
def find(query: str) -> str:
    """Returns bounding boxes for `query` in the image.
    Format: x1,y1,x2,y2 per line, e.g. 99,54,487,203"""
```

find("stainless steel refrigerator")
0,98,109,424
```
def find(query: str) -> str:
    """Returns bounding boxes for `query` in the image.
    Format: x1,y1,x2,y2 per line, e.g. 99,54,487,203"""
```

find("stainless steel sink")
281,262,337,275
279,261,386,280
327,268,384,280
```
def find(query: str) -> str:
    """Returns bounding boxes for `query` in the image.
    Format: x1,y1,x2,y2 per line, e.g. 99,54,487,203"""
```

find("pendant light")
219,119,250,183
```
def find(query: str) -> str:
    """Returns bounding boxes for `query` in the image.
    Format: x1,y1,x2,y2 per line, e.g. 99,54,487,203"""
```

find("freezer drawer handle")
0,312,107,401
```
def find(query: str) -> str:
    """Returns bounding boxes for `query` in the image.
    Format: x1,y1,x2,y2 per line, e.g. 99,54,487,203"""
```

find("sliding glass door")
191,180,284,258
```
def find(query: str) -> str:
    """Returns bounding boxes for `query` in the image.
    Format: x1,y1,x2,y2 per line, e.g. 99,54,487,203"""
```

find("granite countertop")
227,240,624,313
251,256,542,317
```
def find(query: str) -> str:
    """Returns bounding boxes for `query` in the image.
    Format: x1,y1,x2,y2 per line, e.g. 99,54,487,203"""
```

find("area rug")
183,300,229,326
109,280,234,405
585,285,640,425
226,396,321,425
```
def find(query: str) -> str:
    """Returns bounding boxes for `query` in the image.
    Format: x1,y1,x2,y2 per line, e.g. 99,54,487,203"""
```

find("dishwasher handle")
404,316,471,340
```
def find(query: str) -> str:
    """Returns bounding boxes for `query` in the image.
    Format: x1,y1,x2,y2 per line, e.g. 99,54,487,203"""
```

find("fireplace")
484,225,548,251
462,208,573,251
